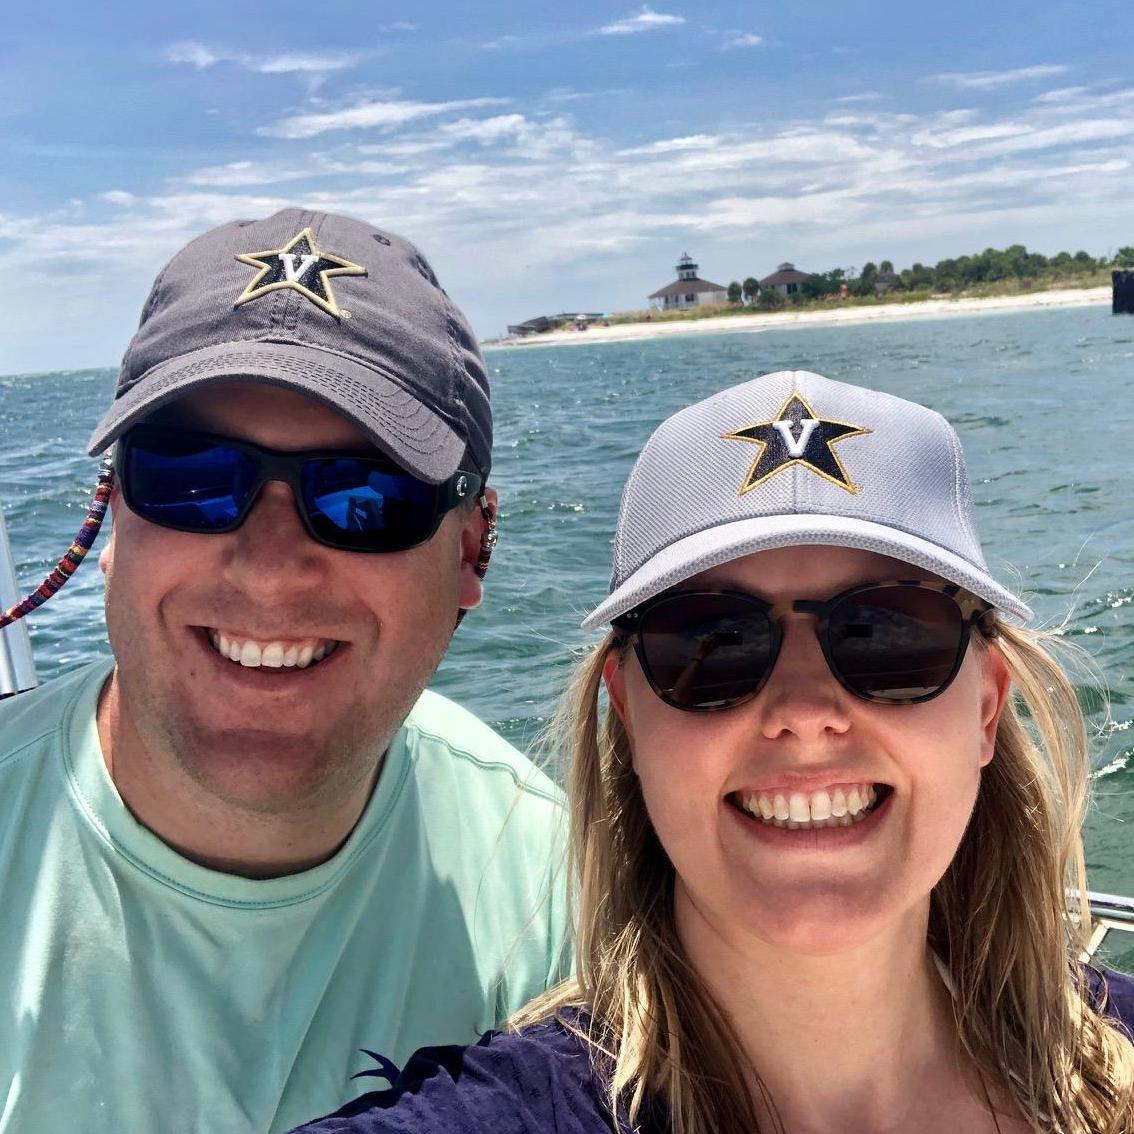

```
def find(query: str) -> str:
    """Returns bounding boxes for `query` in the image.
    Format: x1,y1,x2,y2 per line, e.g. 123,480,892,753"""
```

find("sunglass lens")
826,587,965,701
123,435,256,531
301,460,437,551
637,593,775,709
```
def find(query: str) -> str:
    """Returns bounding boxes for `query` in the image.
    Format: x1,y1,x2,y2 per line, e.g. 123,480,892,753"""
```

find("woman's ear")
602,646,632,744
978,642,1012,768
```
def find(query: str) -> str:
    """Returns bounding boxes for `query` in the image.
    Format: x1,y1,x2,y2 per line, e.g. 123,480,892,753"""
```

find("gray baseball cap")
582,370,1032,629
87,207,491,483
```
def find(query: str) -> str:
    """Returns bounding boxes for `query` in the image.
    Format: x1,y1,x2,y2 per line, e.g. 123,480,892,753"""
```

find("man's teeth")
734,784,879,829
208,631,338,669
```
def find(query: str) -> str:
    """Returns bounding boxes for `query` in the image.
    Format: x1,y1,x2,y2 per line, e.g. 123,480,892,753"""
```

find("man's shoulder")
402,688,563,808
0,660,109,772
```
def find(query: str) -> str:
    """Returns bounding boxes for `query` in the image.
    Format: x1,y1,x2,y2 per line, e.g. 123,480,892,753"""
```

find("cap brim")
87,340,466,484
581,513,1033,630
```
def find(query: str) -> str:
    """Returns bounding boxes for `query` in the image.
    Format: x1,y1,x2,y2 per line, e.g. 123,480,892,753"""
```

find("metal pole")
1114,270,1134,315
0,506,37,697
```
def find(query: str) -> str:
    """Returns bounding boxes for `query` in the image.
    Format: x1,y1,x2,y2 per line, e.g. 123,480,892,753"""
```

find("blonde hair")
513,621,1134,1133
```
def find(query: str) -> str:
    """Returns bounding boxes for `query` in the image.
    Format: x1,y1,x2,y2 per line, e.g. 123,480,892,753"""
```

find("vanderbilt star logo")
723,393,870,495
234,228,367,318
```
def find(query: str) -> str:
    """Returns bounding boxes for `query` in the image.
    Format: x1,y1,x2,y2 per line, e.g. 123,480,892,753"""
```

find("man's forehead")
147,381,375,450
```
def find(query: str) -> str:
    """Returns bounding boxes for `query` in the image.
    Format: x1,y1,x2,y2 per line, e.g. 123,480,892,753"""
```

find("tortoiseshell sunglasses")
613,579,997,711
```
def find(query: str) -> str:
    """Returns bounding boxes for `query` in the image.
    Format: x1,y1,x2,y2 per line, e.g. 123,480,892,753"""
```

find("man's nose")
220,479,326,576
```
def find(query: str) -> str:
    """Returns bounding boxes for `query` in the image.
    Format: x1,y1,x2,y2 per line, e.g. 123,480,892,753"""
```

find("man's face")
101,382,486,816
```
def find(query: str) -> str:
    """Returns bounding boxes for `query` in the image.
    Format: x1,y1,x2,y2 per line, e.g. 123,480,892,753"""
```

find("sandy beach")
488,286,1111,349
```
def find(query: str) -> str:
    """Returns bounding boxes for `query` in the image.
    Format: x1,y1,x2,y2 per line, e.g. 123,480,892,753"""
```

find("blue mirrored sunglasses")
115,425,483,553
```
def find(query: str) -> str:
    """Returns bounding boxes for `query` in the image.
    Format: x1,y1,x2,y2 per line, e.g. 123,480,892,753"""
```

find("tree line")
725,244,1134,305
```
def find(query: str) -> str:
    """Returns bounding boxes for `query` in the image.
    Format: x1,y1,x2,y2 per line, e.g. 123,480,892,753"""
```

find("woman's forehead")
688,546,940,597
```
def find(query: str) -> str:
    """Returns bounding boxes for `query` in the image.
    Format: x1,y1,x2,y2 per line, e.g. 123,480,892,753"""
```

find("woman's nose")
754,616,852,741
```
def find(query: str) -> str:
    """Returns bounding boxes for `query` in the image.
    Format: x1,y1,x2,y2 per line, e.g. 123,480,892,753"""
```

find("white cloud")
25,95,1134,264
438,114,530,143
182,160,318,188
1034,86,1090,103
835,92,882,104
542,87,632,104
599,6,685,35
956,118,1134,157
258,97,510,139
356,138,456,158
164,40,360,75
166,42,221,68
618,134,720,155
4,78,1132,364
721,33,763,50
910,122,1025,149
253,53,360,75
927,64,1068,90
481,35,523,52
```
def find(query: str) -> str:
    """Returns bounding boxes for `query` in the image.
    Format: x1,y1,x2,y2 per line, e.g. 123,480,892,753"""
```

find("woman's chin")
731,885,927,958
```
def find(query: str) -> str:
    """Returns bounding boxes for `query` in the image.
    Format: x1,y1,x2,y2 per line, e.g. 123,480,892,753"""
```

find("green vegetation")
792,244,1115,300
610,243,1121,327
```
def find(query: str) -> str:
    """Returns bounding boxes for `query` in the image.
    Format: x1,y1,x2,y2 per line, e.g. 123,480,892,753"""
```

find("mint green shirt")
0,661,570,1133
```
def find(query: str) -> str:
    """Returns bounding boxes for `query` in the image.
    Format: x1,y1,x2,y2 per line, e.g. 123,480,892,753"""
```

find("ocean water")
2,303,1131,962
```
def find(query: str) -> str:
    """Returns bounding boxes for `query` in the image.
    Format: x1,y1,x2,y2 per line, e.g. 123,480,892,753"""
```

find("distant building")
507,312,605,336
648,253,728,310
875,269,900,293
507,316,555,336
759,262,813,297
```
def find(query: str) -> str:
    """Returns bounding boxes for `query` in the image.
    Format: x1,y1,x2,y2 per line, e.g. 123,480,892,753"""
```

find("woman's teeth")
734,784,879,830
207,631,339,670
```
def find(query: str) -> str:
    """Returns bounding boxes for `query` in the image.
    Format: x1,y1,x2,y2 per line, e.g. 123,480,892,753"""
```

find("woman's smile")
730,781,890,828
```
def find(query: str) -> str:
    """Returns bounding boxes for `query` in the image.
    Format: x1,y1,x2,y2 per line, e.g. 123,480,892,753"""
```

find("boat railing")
1077,891,1134,961
0,505,38,698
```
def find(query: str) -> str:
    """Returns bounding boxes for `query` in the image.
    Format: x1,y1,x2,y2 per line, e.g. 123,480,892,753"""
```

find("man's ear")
457,486,498,611
978,642,1012,768
98,490,120,576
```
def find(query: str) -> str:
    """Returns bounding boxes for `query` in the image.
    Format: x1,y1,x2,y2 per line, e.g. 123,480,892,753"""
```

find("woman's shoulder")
287,1011,620,1134
1085,965,1134,1040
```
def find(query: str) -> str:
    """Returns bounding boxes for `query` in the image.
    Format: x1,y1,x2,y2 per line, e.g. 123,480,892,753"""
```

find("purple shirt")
289,968,1134,1134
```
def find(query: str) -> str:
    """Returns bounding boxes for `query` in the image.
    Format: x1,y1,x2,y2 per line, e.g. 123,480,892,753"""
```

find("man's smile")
203,629,343,670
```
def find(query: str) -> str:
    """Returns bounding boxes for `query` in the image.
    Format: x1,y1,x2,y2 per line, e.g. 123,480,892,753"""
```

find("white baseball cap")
583,371,1032,630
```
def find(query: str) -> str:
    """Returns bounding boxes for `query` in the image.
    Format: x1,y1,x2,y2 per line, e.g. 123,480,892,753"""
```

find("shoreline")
484,286,1111,350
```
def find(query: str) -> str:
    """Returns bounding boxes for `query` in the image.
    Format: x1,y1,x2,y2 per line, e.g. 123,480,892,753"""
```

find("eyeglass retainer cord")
0,458,114,630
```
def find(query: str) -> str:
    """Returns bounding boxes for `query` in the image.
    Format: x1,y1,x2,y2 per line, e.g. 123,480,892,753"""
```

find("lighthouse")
648,253,728,310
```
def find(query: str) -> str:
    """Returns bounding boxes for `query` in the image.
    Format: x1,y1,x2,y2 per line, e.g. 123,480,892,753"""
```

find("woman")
291,372,1134,1133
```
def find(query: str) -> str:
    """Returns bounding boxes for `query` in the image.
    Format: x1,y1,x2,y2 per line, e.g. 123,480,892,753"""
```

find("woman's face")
604,546,1011,957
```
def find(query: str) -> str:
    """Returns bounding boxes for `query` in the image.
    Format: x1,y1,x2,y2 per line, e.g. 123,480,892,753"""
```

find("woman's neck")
675,893,1006,1134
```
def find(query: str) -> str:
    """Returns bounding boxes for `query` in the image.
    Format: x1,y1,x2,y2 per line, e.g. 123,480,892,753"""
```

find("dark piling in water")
1114,270,1134,314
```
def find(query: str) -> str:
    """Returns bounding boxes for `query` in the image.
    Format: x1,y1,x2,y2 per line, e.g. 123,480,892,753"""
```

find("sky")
2,0,1133,372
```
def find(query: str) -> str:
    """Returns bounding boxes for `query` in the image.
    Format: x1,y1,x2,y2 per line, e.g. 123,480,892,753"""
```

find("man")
0,209,569,1133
